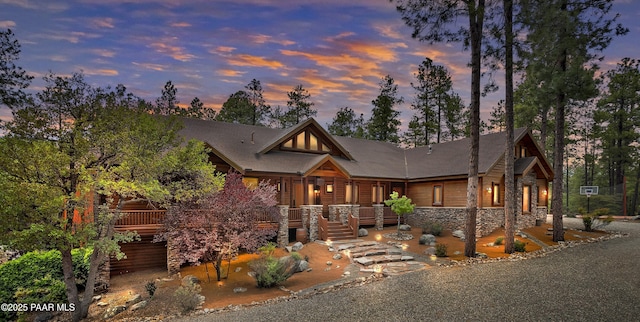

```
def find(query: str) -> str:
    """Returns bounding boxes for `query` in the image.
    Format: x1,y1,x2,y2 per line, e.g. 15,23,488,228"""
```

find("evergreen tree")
245,79,271,126
327,106,366,138
0,29,33,109
278,84,316,127
154,80,180,115
594,58,640,195
411,57,455,145
367,75,403,143
216,90,253,124
183,97,216,120
518,0,627,241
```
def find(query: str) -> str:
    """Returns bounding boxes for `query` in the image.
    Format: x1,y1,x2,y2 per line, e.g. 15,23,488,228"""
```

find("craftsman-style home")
111,117,552,275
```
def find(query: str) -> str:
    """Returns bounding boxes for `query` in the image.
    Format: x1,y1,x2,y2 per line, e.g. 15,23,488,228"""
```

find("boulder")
181,275,200,287
332,253,342,260
291,242,304,252
130,300,148,312
297,260,309,272
424,247,436,256
419,234,436,245
358,228,369,237
125,293,142,305
399,224,412,231
452,230,465,239
103,305,127,319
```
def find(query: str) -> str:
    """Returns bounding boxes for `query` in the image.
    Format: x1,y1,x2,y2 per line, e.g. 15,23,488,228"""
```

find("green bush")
435,243,448,257
0,248,92,321
249,245,299,288
494,236,504,246
174,283,202,313
421,221,443,236
145,281,157,297
582,208,613,232
514,240,526,252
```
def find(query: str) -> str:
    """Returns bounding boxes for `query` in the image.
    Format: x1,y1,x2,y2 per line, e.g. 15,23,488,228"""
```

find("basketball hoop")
580,186,599,213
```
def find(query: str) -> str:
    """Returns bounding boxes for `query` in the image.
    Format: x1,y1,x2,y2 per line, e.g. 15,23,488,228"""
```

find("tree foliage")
327,106,366,138
217,79,271,125
0,29,33,109
274,84,316,128
156,171,277,282
384,191,415,235
367,75,403,143
0,72,220,321
153,80,180,116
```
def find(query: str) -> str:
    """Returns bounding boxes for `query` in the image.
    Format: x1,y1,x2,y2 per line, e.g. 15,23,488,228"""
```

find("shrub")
0,248,91,321
249,244,299,288
421,221,443,236
435,243,448,257
582,208,613,232
494,236,504,246
174,283,202,313
145,281,157,297
514,240,526,252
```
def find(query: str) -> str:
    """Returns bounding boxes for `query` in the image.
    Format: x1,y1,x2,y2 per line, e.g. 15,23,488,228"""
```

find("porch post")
373,204,384,230
167,237,181,277
277,205,289,248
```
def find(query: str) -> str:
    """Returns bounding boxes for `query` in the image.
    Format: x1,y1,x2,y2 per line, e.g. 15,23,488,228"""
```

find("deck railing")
348,213,358,238
318,212,328,241
115,210,166,226
359,207,376,226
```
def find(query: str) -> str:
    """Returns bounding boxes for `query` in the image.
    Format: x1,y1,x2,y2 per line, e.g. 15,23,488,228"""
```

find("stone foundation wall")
166,238,181,277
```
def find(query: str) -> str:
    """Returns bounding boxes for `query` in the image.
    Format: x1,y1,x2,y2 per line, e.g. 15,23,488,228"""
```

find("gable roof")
178,118,553,180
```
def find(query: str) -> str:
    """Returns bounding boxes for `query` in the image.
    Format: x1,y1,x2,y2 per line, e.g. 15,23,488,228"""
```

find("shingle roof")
178,118,549,180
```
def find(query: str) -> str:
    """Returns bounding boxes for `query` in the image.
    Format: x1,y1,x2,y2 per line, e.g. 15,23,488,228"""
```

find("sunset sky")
2,0,639,130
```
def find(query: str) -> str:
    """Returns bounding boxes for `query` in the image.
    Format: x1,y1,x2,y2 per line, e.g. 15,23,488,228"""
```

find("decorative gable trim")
303,155,351,178
257,118,355,160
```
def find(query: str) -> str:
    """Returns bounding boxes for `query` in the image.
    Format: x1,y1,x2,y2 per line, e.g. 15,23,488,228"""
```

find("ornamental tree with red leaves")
156,171,278,282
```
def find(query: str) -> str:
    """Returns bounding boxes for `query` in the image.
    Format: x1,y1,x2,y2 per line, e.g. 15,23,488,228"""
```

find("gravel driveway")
176,218,640,322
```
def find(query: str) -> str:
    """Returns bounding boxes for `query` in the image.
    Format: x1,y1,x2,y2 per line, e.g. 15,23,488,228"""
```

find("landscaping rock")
424,247,436,256
103,305,127,319
399,224,412,231
326,260,333,266
333,253,342,260
297,260,309,272
125,293,142,305
130,300,148,311
452,230,465,239
358,228,369,237
419,234,436,245
97,302,109,307
233,287,247,293
235,267,242,273
291,242,304,252
181,275,200,287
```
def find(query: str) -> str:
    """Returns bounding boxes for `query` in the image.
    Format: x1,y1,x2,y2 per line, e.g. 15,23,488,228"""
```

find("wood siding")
110,235,167,275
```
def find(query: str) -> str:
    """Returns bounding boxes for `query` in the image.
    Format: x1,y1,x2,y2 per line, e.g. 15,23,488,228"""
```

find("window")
523,185,531,213
372,185,385,204
520,146,527,158
345,183,359,204
296,132,306,149
492,183,500,205
433,185,443,206
309,133,318,150
242,177,259,189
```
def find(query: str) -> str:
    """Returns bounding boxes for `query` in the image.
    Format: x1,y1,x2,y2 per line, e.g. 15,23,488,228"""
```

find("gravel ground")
175,217,640,322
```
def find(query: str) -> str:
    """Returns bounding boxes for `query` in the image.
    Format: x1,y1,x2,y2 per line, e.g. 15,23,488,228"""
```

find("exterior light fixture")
542,189,548,195
314,185,320,193
487,187,492,193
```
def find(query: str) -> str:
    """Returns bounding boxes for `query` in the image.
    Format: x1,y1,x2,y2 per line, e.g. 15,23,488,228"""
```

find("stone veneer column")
277,205,289,248
373,204,384,230
328,205,337,221
304,205,323,241
166,237,181,277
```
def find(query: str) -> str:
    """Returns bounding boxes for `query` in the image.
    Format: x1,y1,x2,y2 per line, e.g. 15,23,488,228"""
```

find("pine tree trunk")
464,0,484,258
503,0,516,254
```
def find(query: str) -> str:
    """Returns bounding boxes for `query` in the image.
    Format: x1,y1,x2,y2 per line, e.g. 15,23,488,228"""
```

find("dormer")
259,118,354,160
